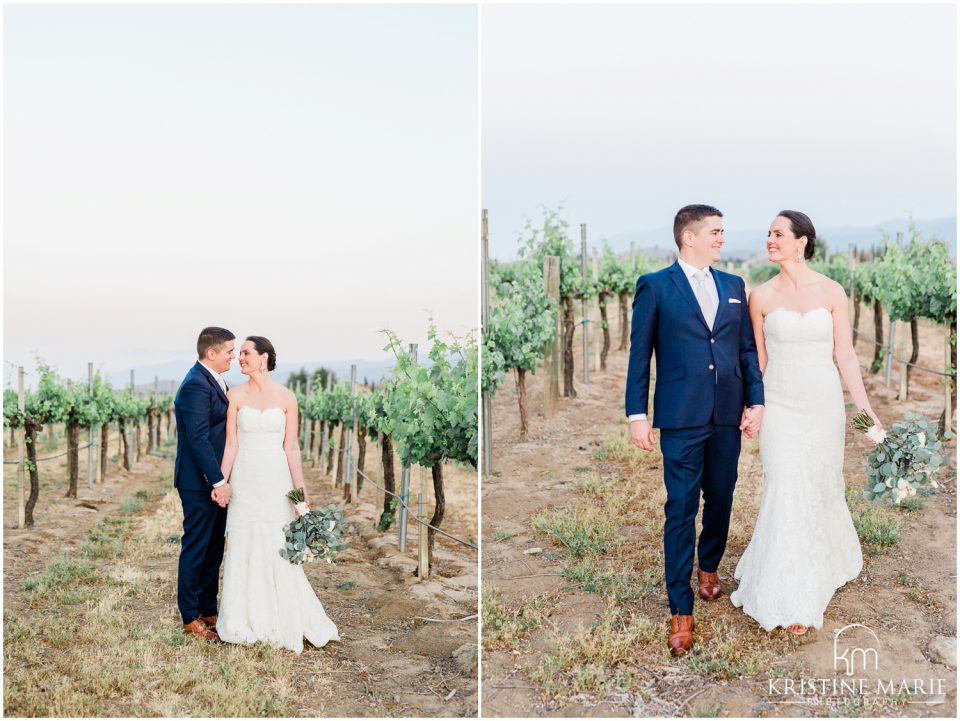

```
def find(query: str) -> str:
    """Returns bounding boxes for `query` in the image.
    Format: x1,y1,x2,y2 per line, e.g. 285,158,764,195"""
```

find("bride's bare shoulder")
748,279,775,305
226,383,248,401
275,385,297,409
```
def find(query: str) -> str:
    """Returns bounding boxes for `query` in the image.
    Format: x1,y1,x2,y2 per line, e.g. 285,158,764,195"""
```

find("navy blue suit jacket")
174,362,229,490
625,261,764,428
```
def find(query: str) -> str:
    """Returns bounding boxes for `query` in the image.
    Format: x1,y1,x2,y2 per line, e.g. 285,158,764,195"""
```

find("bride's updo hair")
777,210,817,260
246,336,277,371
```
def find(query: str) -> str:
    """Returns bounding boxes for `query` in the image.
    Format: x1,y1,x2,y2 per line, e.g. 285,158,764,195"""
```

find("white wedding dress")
730,308,863,632
218,406,339,653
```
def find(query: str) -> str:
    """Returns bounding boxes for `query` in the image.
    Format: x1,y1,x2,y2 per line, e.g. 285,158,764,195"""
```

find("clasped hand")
211,483,232,508
740,406,764,439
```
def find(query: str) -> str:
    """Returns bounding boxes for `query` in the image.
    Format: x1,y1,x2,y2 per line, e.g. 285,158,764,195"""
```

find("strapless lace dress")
217,406,339,653
729,308,863,632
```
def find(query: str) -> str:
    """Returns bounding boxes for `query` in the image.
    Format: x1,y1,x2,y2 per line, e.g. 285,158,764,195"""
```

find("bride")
214,335,339,653
730,210,883,635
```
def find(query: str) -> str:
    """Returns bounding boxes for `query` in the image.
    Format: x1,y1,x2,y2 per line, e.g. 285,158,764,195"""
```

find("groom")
625,205,764,655
174,326,235,641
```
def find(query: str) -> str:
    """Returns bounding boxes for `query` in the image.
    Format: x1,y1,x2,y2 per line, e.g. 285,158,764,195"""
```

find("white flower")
917,432,926,447
931,480,939,489
908,485,917,496
295,502,309,517
866,425,887,444
326,557,332,564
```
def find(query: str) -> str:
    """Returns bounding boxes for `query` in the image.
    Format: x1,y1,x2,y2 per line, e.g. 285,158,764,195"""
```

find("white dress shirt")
676,256,719,316
198,361,228,487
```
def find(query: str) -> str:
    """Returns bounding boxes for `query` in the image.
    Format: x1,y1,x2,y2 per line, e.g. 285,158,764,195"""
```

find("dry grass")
481,585,555,652
531,504,620,558
843,483,903,555
681,616,780,680
3,488,321,717
520,427,799,706
530,604,661,697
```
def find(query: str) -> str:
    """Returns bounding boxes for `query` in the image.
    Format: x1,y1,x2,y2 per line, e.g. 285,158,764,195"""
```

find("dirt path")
4,438,478,717
481,305,956,718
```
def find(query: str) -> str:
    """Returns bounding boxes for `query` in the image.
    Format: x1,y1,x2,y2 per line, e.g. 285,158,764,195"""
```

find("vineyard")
3,322,479,717
480,210,957,717
483,213,956,451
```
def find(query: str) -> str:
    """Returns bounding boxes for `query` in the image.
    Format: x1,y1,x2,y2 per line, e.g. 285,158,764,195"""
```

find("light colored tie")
216,376,227,394
693,269,717,329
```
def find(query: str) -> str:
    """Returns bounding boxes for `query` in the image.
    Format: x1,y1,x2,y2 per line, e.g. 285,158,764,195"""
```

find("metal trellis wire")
353,465,477,552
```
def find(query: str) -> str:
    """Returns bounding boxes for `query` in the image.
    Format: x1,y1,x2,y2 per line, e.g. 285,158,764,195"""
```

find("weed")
897,496,925,512
851,506,901,547
532,505,618,558
683,618,777,680
82,516,131,558
575,475,611,496
689,702,722,717
120,496,144,515
563,558,648,602
482,585,552,651
530,606,659,697
21,555,110,601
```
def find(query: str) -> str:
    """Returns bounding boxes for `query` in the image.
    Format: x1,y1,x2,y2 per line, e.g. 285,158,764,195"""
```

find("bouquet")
851,410,951,506
278,488,350,565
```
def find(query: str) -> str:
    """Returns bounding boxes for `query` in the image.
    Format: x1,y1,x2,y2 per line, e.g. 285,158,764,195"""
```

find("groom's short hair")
674,205,723,249
197,327,235,358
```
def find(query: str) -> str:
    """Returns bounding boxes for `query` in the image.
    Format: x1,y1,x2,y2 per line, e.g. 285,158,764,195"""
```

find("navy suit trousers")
177,489,227,623
660,423,741,615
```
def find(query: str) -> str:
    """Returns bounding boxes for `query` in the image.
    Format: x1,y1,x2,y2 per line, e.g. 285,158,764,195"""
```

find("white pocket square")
728,298,741,304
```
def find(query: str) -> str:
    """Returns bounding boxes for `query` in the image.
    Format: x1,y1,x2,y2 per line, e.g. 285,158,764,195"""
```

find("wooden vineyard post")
543,255,561,418
318,374,331,470
304,377,313,463
417,489,429,579
580,224,589,384
398,344,416,551
153,376,160,451
346,365,358,504
87,363,95,488
898,322,909,401
17,367,26,528
481,208,493,476
330,429,343,488
591,248,601,372
884,233,904,391
946,321,954,432
884,321,896,388
126,370,135,470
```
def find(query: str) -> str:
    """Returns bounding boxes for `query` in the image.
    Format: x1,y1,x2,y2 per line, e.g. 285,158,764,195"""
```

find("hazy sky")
482,3,957,259
4,3,478,380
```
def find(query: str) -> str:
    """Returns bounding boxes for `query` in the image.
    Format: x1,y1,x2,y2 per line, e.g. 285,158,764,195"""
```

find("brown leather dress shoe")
697,567,722,601
200,615,218,633
183,619,221,642
668,614,695,656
